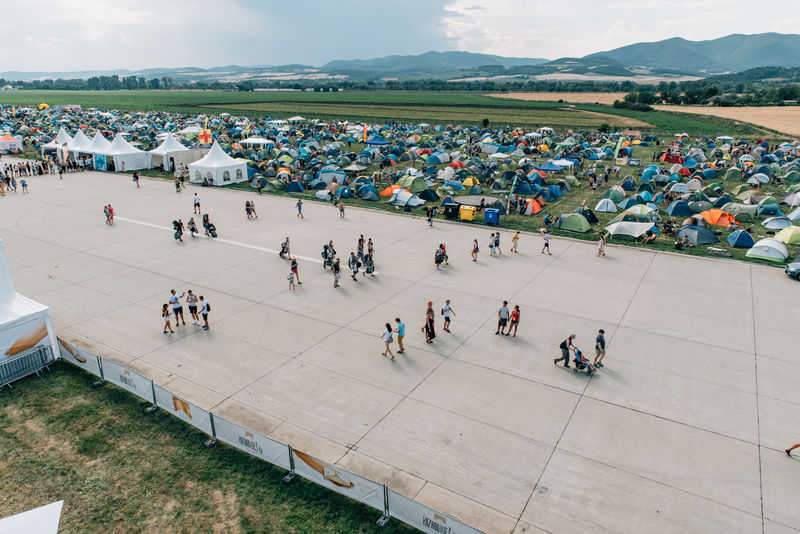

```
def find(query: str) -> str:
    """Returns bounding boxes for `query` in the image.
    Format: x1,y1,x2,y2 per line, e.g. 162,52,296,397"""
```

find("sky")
1,0,799,72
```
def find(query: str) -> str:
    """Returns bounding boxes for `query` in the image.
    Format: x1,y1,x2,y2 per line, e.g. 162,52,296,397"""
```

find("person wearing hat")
594,329,606,368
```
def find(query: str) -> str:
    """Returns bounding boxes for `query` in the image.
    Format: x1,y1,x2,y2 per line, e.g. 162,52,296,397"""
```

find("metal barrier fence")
54,338,484,534
0,345,54,389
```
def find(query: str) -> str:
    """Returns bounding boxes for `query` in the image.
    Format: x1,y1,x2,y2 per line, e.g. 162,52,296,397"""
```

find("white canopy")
55,126,72,145
239,136,271,146
150,132,189,156
287,116,306,122
68,130,92,152
188,141,247,186
86,132,112,154
0,501,63,534
106,134,151,171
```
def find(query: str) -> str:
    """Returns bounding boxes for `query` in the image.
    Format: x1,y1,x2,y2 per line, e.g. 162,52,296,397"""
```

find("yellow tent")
775,226,800,244
462,177,481,187
38,103,50,110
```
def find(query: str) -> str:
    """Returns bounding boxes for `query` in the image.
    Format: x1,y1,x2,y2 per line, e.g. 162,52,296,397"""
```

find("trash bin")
460,205,476,221
484,208,501,225
443,203,460,219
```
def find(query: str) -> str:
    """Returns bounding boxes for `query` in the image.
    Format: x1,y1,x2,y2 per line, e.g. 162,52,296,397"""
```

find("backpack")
205,303,211,312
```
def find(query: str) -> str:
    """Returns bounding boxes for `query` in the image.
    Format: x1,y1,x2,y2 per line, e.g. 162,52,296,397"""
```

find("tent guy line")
115,216,324,265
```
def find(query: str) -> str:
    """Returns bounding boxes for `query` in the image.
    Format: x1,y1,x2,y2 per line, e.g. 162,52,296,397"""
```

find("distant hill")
585,33,800,74
322,51,548,74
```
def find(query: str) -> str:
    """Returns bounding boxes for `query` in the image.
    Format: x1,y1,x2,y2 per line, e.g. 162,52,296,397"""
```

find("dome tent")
188,141,247,186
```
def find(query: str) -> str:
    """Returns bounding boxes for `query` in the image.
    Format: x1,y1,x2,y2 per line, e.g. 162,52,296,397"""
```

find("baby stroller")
279,240,289,258
572,347,596,375
202,214,217,238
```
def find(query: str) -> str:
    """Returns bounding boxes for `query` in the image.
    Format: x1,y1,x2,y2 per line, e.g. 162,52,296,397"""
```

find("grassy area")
0,89,777,137
0,363,418,534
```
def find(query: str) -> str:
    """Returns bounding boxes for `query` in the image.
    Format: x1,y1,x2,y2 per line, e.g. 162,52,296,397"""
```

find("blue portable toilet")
484,208,501,225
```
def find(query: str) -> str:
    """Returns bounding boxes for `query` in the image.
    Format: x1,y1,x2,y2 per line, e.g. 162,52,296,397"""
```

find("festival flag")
199,129,212,144
362,124,367,142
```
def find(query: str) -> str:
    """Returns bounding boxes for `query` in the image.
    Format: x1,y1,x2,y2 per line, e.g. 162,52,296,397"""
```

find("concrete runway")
2,168,800,533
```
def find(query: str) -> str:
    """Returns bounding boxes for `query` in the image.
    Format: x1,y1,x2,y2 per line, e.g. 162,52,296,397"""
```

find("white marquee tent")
105,134,151,171
149,132,192,171
68,130,92,153
188,141,247,186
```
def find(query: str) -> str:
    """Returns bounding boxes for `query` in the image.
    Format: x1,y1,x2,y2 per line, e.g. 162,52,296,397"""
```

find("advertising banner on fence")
213,416,291,470
153,384,213,436
101,359,154,404
57,338,102,377
291,449,384,511
388,489,484,534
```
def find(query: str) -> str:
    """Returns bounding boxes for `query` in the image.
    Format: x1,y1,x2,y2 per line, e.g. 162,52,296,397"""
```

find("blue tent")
757,203,782,216
666,200,694,216
514,182,535,195
365,135,391,146
726,230,755,248
444,180,465,191
536,163,562,172
285,181,304,193
617,197,642,210
548,184,563,198
676,225,719,245
357,184,378,198
440,195,455,206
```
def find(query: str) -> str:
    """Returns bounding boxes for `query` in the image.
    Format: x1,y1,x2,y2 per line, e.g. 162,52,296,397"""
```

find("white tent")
239,136,271,147
86,132,112,154
149,132,192,171
0,239,59,385
55,126,72,145
106,134,151,171
68,130,92,153
40,127,72,157
188,141,247,186
0,501,63,534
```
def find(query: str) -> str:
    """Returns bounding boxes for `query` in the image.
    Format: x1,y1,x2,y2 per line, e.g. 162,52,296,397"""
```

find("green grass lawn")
0,363,418,534
0,89,774,137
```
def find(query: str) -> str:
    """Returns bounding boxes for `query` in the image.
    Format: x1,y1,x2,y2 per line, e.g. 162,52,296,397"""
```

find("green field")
0,363,417,534
0,89,773,136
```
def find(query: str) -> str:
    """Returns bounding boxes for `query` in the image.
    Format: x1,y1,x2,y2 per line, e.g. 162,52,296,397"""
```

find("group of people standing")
161,289,210,332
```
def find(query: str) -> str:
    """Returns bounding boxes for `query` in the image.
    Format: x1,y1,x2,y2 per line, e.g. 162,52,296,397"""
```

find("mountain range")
3,33,800,84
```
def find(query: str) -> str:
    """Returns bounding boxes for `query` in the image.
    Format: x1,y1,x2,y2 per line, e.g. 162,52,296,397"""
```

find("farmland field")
489,92,628,105
0,89,774,136
654,105,800,137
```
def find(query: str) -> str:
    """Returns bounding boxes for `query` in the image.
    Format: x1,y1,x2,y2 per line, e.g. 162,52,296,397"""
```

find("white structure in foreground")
188,140,247,186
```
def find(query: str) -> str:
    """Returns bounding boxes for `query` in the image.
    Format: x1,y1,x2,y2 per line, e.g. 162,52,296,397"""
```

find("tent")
106,134,151,171
774,226,800,245
285,181,304,193
387,189,425,208
188,141,247,185
573,206,598,224
594,198,617,213
0,239,60,388
149,132,197,171
698,209,737,227
0,133,23,152
665,200,694,217
726,230,755,248
746,238,788,262
604,222,657,240
0,501,64,534
676,225,719,245
396,175,426,193
762,216,793,230
556,213,591,233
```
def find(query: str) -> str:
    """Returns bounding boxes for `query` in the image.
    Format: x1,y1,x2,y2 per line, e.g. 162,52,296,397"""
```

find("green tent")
556,213,591,233
564,175,580,186
396,175,426,193
724,167,742,181
785,171,800,184
603,188,623,203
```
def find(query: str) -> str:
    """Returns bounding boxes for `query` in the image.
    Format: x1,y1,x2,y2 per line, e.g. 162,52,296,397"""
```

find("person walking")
162,303,175,334
169,289,186,326
597,232,606,257
554,334,576,368
496,300,510,335
332,258,341,288
541,229,552,255
133,171,140,188
593,329,606,367
488,233,496,256
509,305,520,337
380,323,395,360
511,231,520,253
20,179,28,193
290,257,302,284
187,217,198,238
434,245,444,270
494,232,502,255
471,239,479,261
108,204,115,224
193,193,201,214
348,252,360,281
422,302,436,343
296,198,304,218
394,318,405,354
441,299,455,333
338,199,345,219
199,296,210,330
287,269,296,290
186,290,200,325
103,205,111,225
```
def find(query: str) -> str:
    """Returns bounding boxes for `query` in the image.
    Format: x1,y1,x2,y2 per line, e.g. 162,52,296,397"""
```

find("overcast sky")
2,0,798,71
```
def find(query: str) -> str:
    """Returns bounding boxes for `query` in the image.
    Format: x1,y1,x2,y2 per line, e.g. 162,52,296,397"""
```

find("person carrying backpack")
554,334,576,368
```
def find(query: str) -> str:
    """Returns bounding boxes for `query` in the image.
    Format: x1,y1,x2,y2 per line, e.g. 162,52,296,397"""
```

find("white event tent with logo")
188,140,247,185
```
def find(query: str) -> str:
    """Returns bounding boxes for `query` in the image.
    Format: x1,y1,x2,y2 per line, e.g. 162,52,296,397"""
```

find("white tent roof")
86,132,112,153
287,116,306,122
69,130,92,151
55,126,72,145
0,501,63,534
191,141,239,168
239,136,271,146
150,132,189,155
107,134,145,156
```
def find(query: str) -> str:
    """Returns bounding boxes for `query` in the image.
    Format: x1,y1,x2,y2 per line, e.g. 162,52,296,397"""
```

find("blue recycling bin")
484,208,501,225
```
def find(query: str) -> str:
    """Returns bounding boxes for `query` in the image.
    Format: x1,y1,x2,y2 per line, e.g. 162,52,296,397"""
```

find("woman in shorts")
509,305,520,337
380,322,395,360
162,304,174,334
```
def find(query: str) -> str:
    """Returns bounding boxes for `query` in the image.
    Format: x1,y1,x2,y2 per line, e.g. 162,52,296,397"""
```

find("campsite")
3,8,800,534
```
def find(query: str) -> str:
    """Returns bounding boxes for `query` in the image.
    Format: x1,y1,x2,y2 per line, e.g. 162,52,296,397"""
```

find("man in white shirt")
199,296,210,330
169,289,186,326
496,301,510,335
193,193,201,214
442,299,456,333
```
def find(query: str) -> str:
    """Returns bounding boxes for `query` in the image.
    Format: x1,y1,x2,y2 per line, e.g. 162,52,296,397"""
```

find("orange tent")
699,209,738,227
528,199,543,214
380,184,403,197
